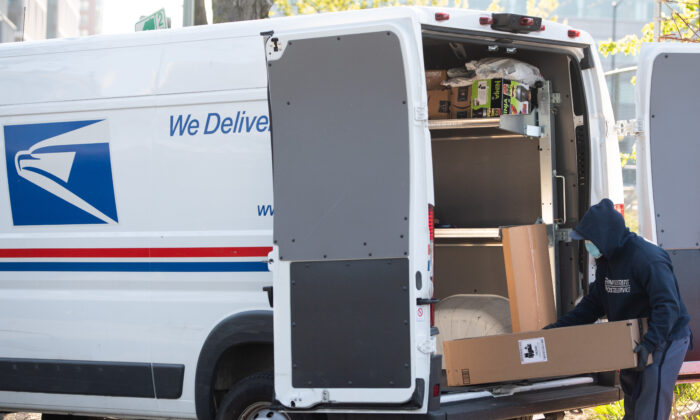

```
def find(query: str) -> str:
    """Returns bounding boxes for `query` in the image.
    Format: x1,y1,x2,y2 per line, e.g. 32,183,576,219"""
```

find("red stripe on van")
0,247,273,258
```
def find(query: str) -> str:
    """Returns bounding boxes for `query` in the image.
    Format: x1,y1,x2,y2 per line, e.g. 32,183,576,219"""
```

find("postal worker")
545,198,691,420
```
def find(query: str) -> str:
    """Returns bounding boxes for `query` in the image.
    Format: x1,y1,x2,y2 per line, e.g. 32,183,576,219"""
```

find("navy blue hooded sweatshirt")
551,199,690,352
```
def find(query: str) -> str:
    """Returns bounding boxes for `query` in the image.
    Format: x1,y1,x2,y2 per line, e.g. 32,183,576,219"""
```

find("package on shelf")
428,88,451,119
450,85,471,119
471,78,531,118
425,70,447,90
465,57,544,86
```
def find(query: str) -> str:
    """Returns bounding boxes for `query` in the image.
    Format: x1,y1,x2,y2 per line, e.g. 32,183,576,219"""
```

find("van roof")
0,6,593,58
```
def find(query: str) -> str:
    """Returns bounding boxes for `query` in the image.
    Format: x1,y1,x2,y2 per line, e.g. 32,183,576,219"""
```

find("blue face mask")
585,240,602,259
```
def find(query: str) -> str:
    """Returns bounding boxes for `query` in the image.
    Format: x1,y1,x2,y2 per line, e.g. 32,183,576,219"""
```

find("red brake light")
568,29,581,38
520,17,534,26
539,25,546,31
614,203,625,219
479,16,493,25
428,204,435,243
435,12,450,21
433,383,440,397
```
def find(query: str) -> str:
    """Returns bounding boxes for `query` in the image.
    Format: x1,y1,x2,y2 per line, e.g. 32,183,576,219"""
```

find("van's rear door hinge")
615,119,643,137
555,228,573,243
415,105,428,121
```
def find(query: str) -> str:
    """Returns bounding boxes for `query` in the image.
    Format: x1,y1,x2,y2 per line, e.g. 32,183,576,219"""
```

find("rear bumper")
428,383,621,420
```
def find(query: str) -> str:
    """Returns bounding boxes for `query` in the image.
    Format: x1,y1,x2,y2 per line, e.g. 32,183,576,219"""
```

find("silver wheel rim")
239,401,290,420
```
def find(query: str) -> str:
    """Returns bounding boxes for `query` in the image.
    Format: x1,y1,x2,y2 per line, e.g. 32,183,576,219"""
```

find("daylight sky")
101,0,213,34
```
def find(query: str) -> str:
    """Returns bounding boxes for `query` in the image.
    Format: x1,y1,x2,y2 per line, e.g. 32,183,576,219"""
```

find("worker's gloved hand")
542,323,557,330
634,343,652,371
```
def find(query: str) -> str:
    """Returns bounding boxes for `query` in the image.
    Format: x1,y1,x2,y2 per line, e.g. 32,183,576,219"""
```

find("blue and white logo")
3,120,118,225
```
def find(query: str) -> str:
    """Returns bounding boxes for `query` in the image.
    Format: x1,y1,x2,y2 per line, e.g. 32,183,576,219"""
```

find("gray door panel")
649,53,700,250
268,32,410,261
669,249,700,361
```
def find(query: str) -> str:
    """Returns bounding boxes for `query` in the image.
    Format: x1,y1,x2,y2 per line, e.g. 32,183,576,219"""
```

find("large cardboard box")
444,319,649,386
426,70,447,90
449,85,471,119
428,88,451,120
471,78,531,118
502,224,556,332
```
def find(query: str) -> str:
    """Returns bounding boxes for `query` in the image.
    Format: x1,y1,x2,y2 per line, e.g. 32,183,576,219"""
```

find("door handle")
555,173,567,225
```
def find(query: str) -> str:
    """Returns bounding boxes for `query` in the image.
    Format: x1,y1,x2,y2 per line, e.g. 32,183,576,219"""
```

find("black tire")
215,372,284,420
215,372,326,420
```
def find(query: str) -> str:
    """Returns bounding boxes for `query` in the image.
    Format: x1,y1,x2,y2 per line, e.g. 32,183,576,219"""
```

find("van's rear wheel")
215,372,290,420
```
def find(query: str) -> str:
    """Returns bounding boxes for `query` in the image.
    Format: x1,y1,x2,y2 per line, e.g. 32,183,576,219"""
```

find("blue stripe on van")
0,261,269,272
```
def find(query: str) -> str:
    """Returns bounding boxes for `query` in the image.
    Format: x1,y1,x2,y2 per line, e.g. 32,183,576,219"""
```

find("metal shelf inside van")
428,113,543,140
428,118,501,130
435,228,501,239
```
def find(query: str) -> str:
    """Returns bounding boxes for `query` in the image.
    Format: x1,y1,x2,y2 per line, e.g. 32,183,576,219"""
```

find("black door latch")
262,286,273,308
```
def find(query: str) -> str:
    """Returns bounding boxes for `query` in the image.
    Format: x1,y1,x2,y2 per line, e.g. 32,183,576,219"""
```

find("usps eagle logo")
3,120,118,225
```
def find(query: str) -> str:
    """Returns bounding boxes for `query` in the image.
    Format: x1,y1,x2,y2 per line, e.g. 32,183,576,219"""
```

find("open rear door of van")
635,43,700,372
265,20,432,410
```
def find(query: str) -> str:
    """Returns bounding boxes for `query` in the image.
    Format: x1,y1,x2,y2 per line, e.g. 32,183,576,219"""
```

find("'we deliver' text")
170,111,270,136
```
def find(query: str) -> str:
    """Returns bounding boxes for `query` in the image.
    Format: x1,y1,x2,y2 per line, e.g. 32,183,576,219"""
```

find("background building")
7,0,47,41
46,0,80,38
0,0,18,42
1,0,95,42
79,0,102,36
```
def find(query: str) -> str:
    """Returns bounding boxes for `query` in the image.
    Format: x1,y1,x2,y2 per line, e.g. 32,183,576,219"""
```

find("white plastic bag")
469,57,544,85
442,58,544,87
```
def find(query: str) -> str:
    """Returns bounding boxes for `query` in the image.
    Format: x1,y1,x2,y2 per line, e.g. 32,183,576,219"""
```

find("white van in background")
0,7,696,420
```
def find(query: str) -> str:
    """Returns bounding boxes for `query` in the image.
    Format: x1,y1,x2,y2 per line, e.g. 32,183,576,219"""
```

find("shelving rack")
429,82,560,276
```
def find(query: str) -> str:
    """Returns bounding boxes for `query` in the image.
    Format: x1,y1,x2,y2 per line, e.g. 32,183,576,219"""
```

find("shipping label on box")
471,79,531,118
518,337,547,364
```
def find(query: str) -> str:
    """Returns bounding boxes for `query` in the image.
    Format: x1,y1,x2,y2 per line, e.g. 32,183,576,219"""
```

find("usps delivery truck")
0,6,698,420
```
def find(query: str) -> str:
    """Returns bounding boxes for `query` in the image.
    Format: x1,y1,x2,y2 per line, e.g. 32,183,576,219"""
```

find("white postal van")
0,6,697,420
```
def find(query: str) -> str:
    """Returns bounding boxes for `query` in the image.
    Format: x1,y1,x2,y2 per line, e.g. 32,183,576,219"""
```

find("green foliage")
272,0,559,19
589,383,700,419
526,0,558,21
590,399,625,419
619,143,636,168
599,3,699,58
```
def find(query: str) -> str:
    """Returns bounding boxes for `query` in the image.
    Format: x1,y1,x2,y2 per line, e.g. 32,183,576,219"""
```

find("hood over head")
573,198,632,259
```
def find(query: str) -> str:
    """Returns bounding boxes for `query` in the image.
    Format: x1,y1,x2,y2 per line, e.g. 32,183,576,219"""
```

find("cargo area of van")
421,31,591,366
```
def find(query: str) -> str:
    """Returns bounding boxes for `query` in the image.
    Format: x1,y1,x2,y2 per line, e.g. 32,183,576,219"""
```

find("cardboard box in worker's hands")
443,319,651,386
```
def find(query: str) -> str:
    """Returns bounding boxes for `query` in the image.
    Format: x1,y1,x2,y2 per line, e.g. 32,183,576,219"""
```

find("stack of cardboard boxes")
426,70,532,120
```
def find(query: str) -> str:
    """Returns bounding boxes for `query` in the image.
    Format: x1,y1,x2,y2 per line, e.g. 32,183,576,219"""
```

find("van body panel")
0,33,272,417
635,43,700,363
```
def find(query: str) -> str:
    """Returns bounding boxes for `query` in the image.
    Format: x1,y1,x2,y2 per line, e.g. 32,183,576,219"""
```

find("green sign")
135,8,168,31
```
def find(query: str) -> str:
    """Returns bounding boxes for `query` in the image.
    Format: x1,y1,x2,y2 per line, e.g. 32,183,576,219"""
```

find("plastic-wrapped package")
470,58,544,85
446,67,474,78
441,77,473,87
442,57,544,87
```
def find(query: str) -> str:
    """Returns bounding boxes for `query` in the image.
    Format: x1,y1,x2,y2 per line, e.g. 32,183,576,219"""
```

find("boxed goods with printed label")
501,224,557,332
428,88,451,120
471,78,531,118
449,85,472,119
444,319,650,386
426,70,447,90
